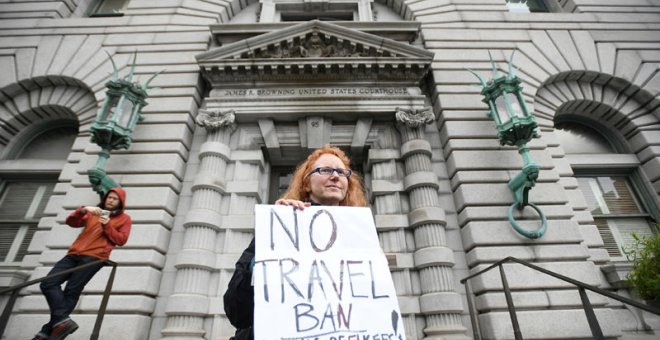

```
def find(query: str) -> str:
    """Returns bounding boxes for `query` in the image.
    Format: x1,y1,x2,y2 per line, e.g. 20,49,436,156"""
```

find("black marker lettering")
309,209,337,252
270,208,299,251
280,258,303,302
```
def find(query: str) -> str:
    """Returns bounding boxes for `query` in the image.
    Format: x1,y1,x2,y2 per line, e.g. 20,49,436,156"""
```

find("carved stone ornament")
395,106,435,128
254,31,374,59
196,109,237,132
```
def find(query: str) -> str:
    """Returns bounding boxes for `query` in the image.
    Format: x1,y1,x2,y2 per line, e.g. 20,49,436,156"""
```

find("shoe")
31,331,49,340
49,318,78,340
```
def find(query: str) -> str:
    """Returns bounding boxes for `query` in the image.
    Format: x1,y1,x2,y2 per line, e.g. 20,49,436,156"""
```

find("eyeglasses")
307,167,352,178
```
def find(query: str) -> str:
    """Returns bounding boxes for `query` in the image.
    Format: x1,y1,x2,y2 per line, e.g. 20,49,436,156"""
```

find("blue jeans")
39,255,104,334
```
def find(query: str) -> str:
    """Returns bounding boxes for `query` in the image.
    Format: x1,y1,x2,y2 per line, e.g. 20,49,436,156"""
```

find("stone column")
161,109,236,339
368,144,427,339
395,107,467,339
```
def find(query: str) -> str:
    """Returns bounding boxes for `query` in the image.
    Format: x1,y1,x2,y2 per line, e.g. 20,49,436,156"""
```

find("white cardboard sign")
254,205,405,340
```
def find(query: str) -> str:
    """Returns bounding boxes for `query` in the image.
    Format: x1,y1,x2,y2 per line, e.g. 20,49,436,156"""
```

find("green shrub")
621,226,660,301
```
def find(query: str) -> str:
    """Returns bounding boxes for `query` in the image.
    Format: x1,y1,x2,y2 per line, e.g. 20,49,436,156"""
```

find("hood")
103,187,127,213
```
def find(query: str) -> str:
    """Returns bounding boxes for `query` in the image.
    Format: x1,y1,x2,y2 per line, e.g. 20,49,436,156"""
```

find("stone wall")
0,0,658,339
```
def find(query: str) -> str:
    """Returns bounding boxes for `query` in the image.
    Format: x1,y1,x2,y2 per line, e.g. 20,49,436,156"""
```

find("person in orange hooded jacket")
33,188,131,340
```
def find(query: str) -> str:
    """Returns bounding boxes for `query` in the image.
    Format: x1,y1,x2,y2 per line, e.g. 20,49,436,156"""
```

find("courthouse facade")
0,0,659,339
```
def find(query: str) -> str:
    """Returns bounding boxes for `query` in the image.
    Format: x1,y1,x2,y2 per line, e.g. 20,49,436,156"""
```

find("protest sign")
253,205,405,340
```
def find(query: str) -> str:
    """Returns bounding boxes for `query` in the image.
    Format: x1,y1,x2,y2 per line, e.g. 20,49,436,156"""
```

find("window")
281,13,355,22
576,176,655,259
262,1,363,22
89,0,128,17
556,121,658,261
506,0,550,13
0,181,55,263
0,122,77,267
554,122,614,154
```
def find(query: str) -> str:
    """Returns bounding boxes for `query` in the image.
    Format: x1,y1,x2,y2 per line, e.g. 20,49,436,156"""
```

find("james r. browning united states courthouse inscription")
218,87,415,98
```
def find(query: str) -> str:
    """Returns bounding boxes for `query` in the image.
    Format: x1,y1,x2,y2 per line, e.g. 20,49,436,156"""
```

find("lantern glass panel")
495,95,510,121
101,95,120,122
118,99,134,128
505,92,524,117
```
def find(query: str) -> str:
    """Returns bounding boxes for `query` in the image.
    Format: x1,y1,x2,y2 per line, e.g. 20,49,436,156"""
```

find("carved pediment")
250,32,376,59
196,20,434,84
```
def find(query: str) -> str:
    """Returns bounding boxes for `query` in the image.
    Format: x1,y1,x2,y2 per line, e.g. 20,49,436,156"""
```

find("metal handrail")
0,259,117,340
460,256,660,340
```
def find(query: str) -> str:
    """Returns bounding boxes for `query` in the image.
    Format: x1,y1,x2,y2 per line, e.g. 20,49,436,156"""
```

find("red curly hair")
280,145,368,207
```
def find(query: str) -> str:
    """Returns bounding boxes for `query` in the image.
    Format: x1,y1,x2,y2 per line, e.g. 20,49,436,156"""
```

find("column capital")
196,108,237,132
395,106,435,128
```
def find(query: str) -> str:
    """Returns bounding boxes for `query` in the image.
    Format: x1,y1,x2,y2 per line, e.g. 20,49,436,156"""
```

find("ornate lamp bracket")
88,148,120,196
88,51,162,196
467,50,547,239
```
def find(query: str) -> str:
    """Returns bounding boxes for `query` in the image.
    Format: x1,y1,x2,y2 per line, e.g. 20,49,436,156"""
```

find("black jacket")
224,238,255,340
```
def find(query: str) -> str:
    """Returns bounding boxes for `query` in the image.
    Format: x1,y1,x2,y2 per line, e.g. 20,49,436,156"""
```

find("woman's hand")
275,199,311,210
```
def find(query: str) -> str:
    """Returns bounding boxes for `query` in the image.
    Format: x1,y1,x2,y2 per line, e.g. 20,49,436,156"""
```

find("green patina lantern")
88,52,160,195
468,51,547,239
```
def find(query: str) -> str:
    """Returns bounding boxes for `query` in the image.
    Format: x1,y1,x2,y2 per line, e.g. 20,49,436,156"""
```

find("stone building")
0,0,658,339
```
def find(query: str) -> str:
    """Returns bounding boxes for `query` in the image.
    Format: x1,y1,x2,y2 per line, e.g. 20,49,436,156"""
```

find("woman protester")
223,145,367,340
